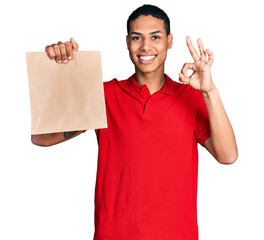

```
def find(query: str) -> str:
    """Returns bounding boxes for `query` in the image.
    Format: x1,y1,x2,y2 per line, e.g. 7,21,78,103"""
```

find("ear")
126,35,129,50
167,33,173,49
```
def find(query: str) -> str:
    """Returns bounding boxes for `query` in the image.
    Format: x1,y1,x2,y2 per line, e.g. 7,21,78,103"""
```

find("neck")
134,68,166,95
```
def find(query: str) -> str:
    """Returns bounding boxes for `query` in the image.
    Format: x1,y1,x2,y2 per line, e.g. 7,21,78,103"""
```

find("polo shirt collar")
127,74,174,96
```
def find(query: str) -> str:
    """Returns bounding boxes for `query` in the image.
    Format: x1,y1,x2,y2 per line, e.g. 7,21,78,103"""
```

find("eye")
132,36,140,40
152,35,161,40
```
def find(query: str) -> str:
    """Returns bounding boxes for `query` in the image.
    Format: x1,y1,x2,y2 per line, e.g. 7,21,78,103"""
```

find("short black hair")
127,4,170,36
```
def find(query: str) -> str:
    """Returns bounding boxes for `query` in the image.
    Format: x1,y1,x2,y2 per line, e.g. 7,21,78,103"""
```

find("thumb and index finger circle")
181,63,196,77
179,62,196,85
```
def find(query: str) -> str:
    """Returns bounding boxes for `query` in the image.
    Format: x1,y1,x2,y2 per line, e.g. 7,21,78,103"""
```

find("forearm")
31,130,85,147
202,83,238,163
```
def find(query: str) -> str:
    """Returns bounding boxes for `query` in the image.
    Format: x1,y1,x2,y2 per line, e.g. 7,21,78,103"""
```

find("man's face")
126,15,173,74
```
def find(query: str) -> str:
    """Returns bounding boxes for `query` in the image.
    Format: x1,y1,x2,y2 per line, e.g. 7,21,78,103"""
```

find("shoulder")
102,78,116,95
103,77,127,88
172,80,201,98
103,78,116,88
103,77,130,95
170,79,205,109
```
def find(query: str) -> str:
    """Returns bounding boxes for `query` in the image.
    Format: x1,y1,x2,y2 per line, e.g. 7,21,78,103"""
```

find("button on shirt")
94,74,211,240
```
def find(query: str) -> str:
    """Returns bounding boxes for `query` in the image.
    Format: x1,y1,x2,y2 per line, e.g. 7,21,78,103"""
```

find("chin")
135,63,164,74
137,67,157,74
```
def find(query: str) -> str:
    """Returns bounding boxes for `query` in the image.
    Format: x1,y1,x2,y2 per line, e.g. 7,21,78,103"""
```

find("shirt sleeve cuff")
198,131,211,146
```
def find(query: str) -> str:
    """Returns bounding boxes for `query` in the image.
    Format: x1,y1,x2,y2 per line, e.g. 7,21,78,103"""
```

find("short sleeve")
195,100,211,146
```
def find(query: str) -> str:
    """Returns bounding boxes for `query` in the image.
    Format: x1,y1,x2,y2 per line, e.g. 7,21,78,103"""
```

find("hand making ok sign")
179,36,214,94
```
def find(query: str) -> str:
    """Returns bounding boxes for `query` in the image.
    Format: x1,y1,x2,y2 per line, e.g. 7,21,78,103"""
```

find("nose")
139,38,152,52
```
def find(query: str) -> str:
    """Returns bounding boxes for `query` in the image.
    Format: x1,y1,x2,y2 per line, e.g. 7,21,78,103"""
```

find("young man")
32,4,238,240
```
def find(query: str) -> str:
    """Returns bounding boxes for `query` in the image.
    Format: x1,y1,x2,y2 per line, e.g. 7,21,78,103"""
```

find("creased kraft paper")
26,51,107,134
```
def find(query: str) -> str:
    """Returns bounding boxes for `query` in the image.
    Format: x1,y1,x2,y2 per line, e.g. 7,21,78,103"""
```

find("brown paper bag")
25,51,107,134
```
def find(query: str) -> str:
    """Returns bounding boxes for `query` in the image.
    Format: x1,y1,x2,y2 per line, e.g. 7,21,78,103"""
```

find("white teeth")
139,55,156,61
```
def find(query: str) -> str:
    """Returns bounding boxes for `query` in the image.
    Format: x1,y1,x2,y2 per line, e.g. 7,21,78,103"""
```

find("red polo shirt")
93,74,211,240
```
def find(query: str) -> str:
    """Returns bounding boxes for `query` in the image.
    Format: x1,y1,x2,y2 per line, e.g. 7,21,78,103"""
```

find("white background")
1,0,263,239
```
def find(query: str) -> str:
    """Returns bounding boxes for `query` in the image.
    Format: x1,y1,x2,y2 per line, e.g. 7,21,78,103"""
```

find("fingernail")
63,59,68,63
58,60,61,63
68,56,72,60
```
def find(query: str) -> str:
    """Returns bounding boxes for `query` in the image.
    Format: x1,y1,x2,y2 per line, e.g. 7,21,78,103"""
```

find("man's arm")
31,37,86,147
179,36,238,164
31,130,86,147
202,85,238,164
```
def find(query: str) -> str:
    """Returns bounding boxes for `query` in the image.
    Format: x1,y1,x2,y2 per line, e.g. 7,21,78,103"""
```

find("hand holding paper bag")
45,37,79,64
26,38,107,146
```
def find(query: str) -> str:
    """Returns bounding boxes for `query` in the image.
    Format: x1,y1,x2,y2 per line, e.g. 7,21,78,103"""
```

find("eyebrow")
130,30,162,35
150,30,162,34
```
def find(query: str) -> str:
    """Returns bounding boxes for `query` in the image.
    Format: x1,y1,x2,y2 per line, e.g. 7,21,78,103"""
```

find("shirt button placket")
143,97,153,120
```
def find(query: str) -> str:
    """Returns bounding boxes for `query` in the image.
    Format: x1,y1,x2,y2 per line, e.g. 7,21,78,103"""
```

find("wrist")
201,83,218,99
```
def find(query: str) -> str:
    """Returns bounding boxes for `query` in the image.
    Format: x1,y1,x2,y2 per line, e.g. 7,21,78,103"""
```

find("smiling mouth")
138,54,157,64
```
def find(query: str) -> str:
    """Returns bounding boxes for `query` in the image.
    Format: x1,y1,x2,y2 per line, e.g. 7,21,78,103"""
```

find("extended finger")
197,38,206,62
65,41,73,60
181,62,195,78
186,36,199,62
45,45,56,60
206,49,214,67
70,37,79,51
58,41,68,63
51,43,62,63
